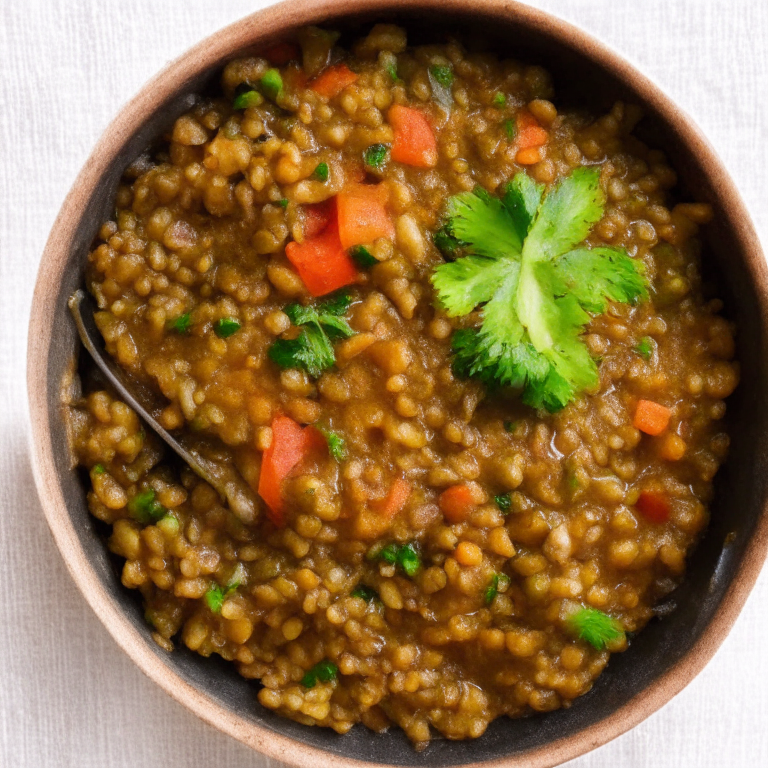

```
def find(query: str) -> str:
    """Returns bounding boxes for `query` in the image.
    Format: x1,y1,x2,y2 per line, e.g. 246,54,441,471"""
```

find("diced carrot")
372,478,411,519
310,63,358,99
388,104,438,168
263,42,300,65
636,490,671,524
336,185,394,250
302,200,333,239
439,484,479,524
258,415,310,526
285,201,358,296
633,399,672,436
516,110,549,149
516,146,543,165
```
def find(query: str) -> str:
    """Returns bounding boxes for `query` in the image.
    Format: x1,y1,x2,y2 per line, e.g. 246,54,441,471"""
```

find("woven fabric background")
1,1,766,765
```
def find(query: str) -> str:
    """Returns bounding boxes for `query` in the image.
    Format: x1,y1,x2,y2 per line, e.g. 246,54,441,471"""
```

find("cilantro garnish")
364,143,389,170
635,336,654,360
431,168,647,411
351,584,378,602
301,659,339,688
233,83,264,110
312,162,329,182
268,291,355,378
484,572,510,605
127,488,166,524
429,65,454,88
350,245,378,268
381,51,398,81
368,541,421,578
494,493,511,514
433,225,463,259
167,312,192,334
214,317,241,338
260,68,283,101
428,65,453,111
319,428,347,461
566,606,625,650
204,564,246,614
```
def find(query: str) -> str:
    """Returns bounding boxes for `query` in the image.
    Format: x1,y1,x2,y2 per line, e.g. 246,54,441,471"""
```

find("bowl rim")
27,0,768,766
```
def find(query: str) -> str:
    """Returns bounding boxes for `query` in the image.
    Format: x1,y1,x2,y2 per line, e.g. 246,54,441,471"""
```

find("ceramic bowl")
27,1,768,766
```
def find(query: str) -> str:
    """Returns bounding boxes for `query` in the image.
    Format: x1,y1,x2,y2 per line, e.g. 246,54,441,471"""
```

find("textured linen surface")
1,0,767,765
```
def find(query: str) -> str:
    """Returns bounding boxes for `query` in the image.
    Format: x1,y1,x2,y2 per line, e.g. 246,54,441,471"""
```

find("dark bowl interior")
41,7,768,766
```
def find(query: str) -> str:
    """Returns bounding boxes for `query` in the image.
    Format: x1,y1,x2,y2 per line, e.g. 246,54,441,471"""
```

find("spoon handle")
68,289,259,524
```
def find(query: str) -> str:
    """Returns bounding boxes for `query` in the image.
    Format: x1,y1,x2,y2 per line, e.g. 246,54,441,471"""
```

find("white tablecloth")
2,1,767,765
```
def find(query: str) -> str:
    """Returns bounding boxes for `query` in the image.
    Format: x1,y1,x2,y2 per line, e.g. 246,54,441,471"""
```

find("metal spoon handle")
68,289,259,524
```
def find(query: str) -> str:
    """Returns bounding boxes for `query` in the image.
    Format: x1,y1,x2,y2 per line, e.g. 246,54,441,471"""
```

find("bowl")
27,0,768,766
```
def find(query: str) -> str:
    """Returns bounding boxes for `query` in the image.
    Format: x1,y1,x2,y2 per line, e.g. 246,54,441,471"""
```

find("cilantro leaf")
127,488,166,524
351,584,378,602
319,428,347,461
301,660,338,688
269,294,355,377
268,325,335,378
431,255,514,317
523,167,604,262
635,336,654,360
431,168,647,411
566,606,625,650
551,247,648,314
443,187,524,258
503,173,544,243
318,290,353,316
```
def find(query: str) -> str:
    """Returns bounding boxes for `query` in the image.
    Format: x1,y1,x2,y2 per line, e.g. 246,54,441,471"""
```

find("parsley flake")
635,336,654,360
301,660,339,688
566,606,625,650
233,83,264,110
484,572,511,604
368,541,421,578
364,143,389,170
214,317,241,338
167,312,192,334
350,245,378,268
320,428,347,461
351,584,378,602
127,488,166,525
494,493,511,514
493,92,507,108
431,168,647,411
312,162,329,182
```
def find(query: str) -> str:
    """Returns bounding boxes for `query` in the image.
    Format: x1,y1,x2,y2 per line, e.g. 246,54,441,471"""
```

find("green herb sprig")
431,168,647,411
269,291,355,378
484,572,511,604
301,660,339,688
128,488,166,524
214,317,241,338
369,541,421,578
566,606,625,650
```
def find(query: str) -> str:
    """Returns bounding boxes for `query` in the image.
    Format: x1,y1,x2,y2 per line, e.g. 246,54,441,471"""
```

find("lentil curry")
66,24,738,748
